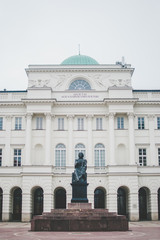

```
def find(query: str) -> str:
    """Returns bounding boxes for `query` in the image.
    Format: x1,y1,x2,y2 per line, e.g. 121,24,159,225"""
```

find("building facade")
0,54,160,222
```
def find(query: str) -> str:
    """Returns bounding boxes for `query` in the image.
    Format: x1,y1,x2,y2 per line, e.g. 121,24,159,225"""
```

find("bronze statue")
72,152,87,183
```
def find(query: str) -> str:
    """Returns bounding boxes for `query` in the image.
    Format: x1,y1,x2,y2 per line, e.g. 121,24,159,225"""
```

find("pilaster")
2,193,11,221
45,113,52,165
86,115,93,166
148,115,156,166
21,192,32,222
67,115,74,166
5,115,12,166
128,112,135,165
108,113,115,165
25,113,32,165
150,192,158,220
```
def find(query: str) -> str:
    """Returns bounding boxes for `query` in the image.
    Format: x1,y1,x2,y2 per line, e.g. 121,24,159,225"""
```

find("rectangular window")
158,148,160,166
0,118,3,130
139,148,147,166
14,149,21,166
138,117,145,129
0,149,2,166
96,118,102,130
117,117,124,129
15,117,22,130
78,118,84,130
58,118,64,130
36,117,43,130
157,117,160,129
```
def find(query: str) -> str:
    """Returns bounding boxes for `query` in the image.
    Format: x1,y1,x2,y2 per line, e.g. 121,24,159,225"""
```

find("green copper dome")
61,54,99,65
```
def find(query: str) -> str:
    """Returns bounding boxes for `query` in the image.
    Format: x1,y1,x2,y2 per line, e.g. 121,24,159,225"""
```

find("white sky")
0,0,160,90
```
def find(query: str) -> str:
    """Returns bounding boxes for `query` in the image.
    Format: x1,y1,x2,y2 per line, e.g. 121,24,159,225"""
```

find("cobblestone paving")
0,221,159,240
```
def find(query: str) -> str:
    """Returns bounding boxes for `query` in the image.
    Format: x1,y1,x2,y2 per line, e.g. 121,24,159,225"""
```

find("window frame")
138,117,145,130
94,143,105,167
14,149,22,167
0,149,2,166
36,117,43,130
15,117,22,130
55,144,66,167
158,148,160,166
69,79,91,90
138,148,147,166
0,117,3,130
75,143,86,159
77,118,84,131
96,118,103,130
157,117,160,129
58,118,64,130
117,117,124,129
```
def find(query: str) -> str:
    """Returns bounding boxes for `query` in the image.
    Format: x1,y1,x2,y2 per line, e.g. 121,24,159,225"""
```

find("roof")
61,54,99,65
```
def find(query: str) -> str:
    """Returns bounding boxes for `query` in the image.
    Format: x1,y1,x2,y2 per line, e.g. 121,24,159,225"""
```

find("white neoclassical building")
0,54,160,222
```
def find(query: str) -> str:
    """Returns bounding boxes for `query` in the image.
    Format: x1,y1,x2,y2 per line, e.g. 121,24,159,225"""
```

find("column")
67,115,74,166
108,113,115,165
45,113,52,165
25,113,32,165
86,115,93,166
128,113,135,165
148,115,156,166
5,115,12,166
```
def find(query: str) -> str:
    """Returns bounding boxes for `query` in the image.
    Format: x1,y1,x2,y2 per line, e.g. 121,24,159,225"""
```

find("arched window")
55,144,66,167
139,187,149,220
94,143,105,167
13,188,22,221
33,187,43,216
55,188,66,209
69,79,91,90
117,187,127,216
75,143,86,159
94,188,105,209
0,188,3,221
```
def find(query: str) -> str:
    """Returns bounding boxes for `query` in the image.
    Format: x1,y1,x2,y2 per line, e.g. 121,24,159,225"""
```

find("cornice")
0,101,24,106
22,98,56,104
136,101,160,105
104,98,138,104
25,67,134,75
55,101,104,105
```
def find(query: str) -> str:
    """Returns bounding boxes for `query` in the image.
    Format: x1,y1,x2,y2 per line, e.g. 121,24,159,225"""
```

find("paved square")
0,221,160,240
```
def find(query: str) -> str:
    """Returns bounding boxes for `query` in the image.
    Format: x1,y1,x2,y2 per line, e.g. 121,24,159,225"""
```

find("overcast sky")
0,0,160,90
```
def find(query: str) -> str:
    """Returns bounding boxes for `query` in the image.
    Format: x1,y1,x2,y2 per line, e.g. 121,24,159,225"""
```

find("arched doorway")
139,187,148,220
94,188,105,209
0,188,2,221
117,187,127,216
55,188,66,209
33,187,43,216
13,188,22,221
158,188,160,220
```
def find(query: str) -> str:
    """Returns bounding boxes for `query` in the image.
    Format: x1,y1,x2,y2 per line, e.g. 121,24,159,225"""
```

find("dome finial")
78,44,81,55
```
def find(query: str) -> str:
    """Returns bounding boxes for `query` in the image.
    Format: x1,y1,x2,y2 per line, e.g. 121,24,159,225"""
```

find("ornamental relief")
28,74,131,90
109,79,131,87
28,79,51,88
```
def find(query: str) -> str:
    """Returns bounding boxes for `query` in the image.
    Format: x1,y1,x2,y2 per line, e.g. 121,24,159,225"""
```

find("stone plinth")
71,182,88,203
31,207,128,231
68,203,92,209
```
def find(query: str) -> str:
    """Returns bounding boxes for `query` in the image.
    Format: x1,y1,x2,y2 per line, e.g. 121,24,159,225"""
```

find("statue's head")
78,152,84,159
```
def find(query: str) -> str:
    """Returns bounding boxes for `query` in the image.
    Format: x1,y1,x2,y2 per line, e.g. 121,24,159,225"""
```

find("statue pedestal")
71,182,88,203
